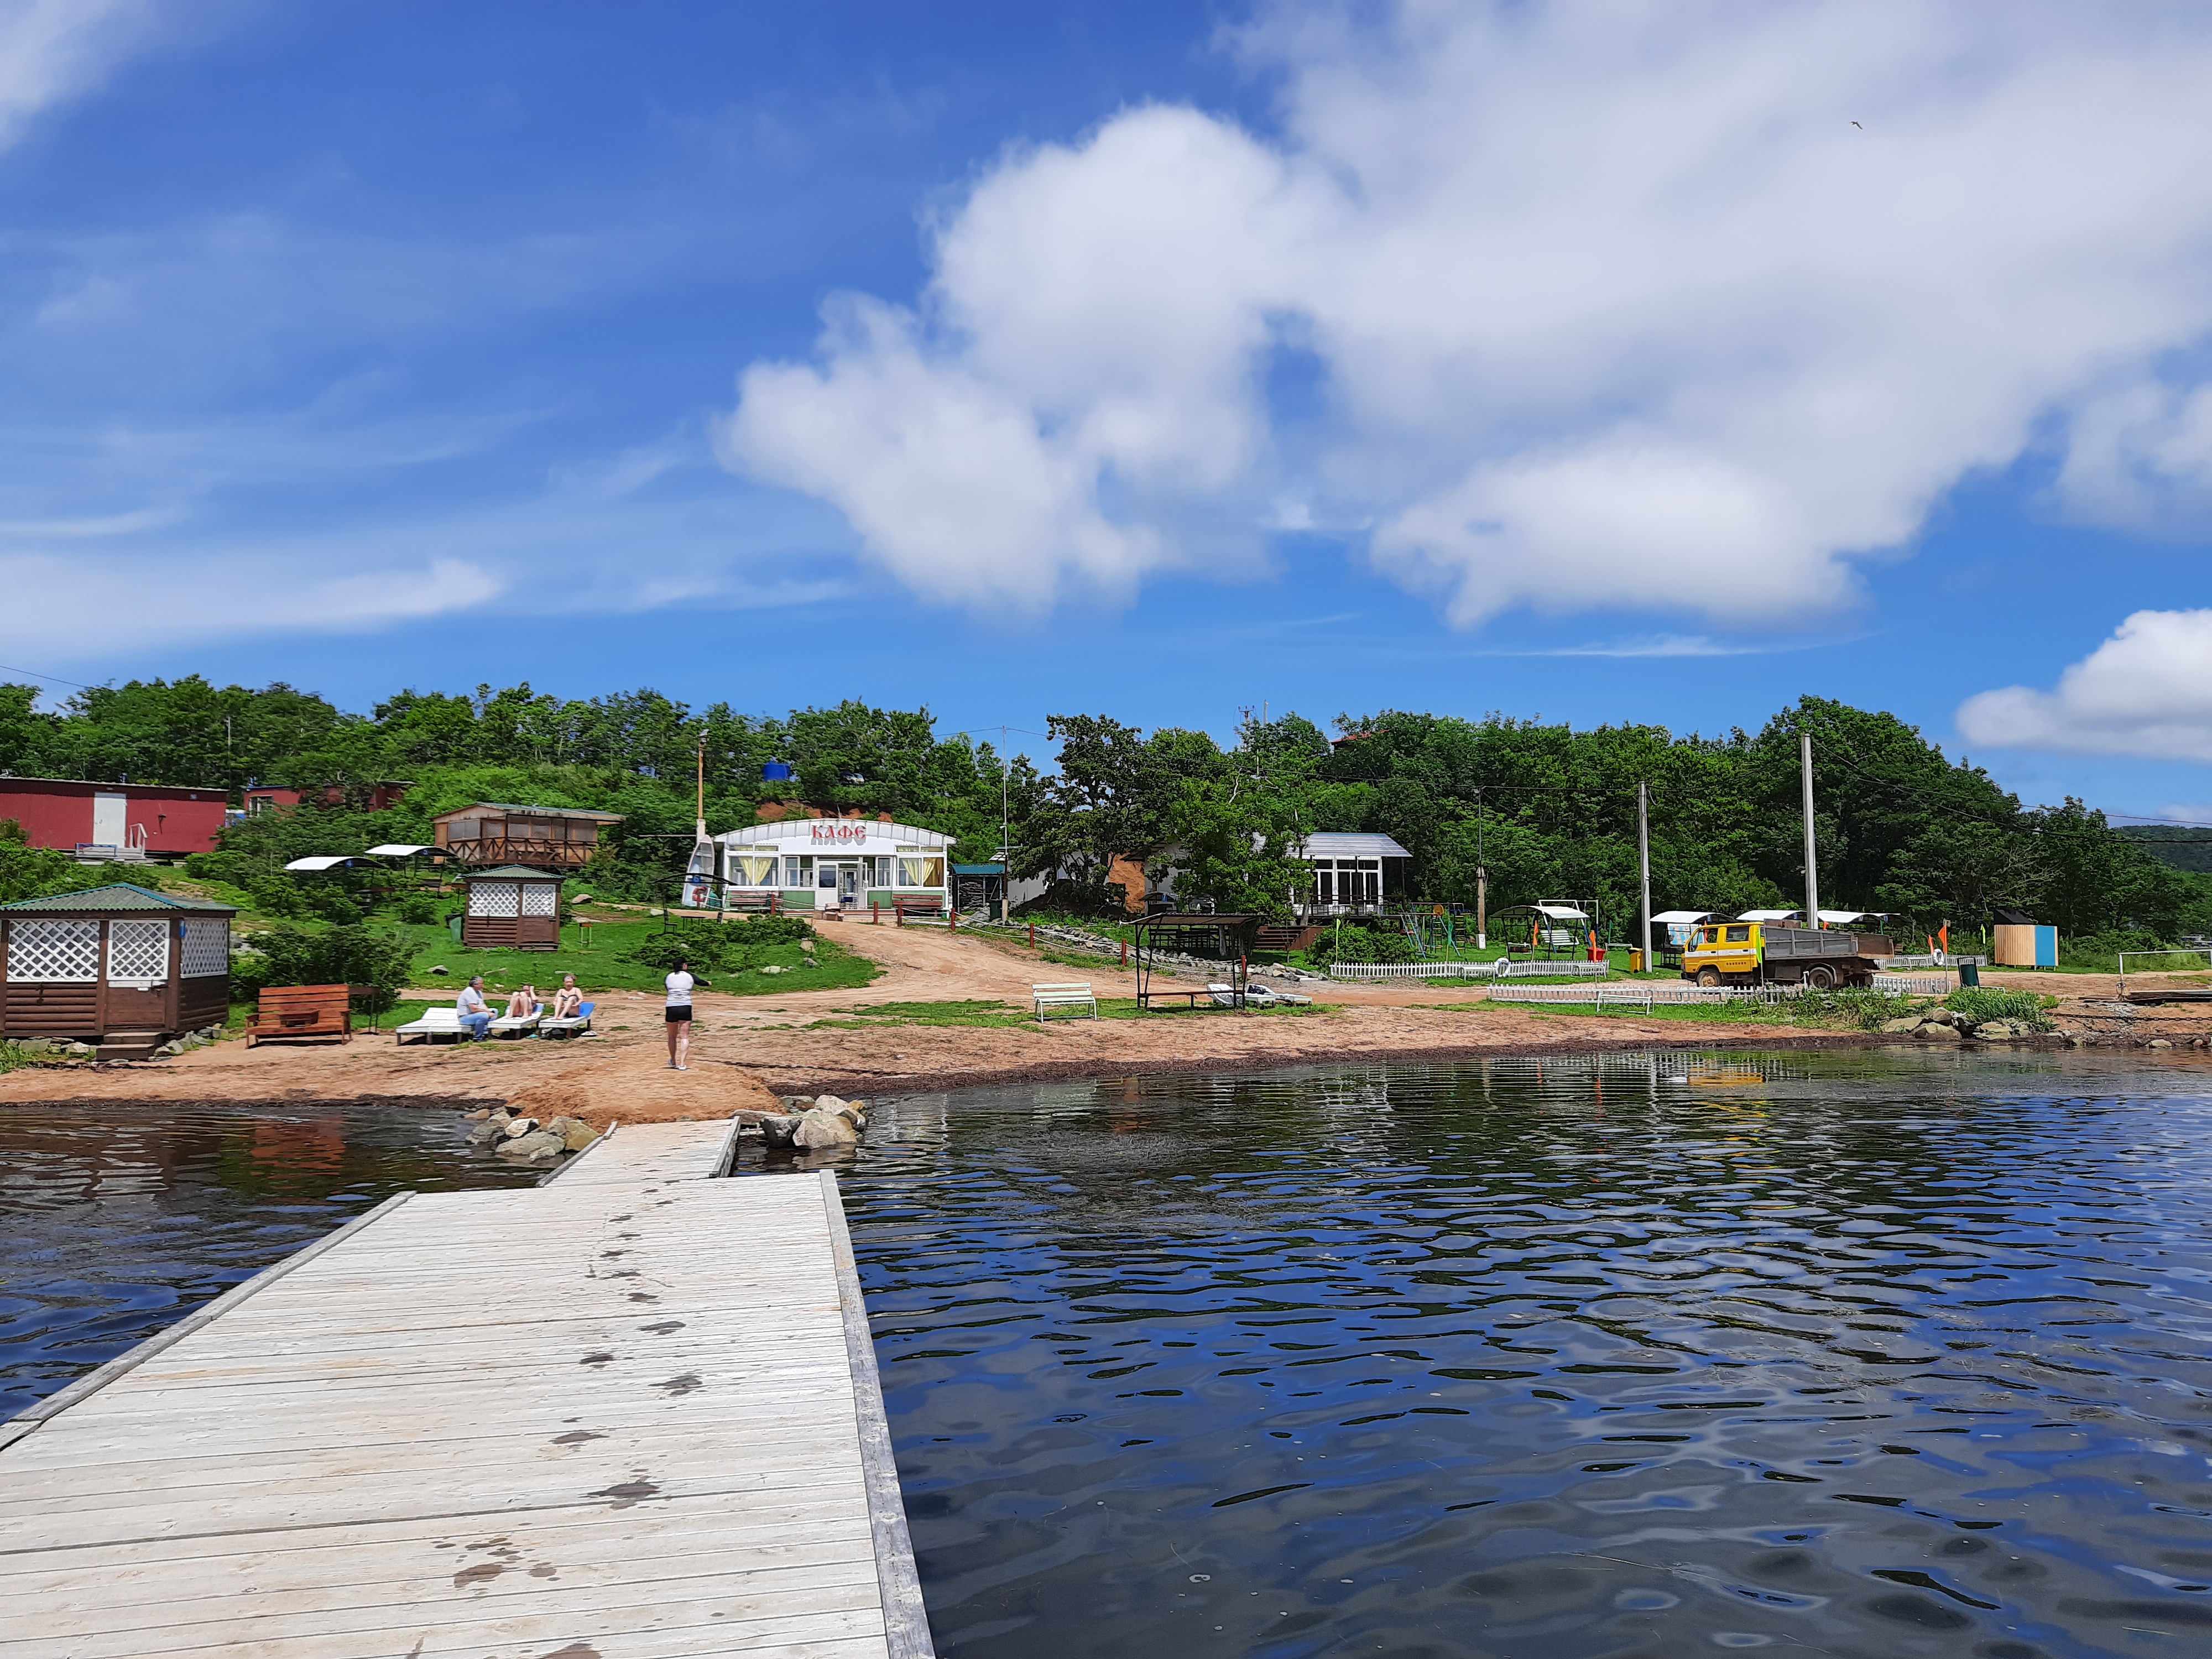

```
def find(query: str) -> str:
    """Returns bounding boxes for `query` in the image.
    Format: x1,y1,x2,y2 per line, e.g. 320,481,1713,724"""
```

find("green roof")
461,865,568,880
0,882,237,914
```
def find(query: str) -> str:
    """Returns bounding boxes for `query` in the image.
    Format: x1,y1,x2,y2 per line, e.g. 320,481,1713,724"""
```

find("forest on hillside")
1,676,2204,945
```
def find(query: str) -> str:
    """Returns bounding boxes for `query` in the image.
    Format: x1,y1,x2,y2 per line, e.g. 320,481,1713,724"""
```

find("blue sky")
4,2,2211,819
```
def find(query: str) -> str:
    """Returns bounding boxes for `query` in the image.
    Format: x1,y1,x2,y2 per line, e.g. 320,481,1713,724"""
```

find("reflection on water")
0,1102,539,1418
757,1048,2212,1659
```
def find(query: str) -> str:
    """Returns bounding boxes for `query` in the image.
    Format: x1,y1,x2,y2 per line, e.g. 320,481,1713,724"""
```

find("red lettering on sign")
810,822,866,843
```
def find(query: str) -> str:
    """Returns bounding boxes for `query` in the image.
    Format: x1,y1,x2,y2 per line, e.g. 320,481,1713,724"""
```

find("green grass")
806,995,1333,1030
1423,987,1936,1031
395,915,880,998
1945,987,2057,1029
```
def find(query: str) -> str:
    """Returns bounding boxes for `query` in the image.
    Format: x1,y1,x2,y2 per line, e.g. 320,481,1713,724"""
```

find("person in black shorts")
664,957,695,1070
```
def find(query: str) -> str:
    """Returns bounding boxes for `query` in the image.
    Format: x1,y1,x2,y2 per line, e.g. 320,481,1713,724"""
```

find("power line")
0,661,93,690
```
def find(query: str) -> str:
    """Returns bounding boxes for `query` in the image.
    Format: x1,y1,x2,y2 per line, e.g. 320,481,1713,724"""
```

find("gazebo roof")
0,882,237,914
434,802,624,823
460,865,568,881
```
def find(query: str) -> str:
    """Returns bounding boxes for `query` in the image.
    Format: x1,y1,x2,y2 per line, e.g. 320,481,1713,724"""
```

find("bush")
619,915,813,979
396,894,441,926
230,924,415,1014
1794,988,1927,1030
2057,929,2200,974
1946,987,2053,1029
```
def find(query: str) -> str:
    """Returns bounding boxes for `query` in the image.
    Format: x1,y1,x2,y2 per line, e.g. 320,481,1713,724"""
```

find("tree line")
0,677,2200,941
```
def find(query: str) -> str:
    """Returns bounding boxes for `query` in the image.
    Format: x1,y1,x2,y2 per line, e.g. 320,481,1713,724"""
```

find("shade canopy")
1533,904,1588,920
1816,909,1868,924
1650,910,1712,924
283,855,361,872
363,843,437,857
1739,909,1802,921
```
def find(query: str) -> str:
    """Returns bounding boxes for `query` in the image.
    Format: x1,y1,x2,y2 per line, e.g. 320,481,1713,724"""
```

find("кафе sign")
809,822,870,843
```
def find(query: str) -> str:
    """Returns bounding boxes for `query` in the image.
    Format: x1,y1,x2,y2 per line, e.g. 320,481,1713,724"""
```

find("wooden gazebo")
432,804,623,870
459,866,565,951
0,883,234,1048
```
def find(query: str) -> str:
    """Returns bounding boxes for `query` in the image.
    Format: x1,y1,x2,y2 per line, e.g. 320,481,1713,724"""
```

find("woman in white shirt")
664,958,695,1071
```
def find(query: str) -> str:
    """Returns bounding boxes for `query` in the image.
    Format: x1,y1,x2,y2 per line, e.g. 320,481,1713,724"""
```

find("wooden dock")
0,1121,933,1658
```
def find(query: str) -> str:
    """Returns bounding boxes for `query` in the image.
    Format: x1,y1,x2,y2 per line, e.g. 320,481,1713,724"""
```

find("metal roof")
364,843,437,857
1651,910,1713,924
0,882,236,914
713,821,956,847
1816,909,1867,924
1739,909,1801,921
284,855,362,872
1296,832,1412,859
434,802,625,822
459,865,568,880
951,863,1005,875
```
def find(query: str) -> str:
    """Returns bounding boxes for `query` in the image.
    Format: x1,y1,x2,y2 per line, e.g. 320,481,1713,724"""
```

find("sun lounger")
539,1000,596,1039
394,1007,467,1045
1032,982,1098,1020
1206,983,1246,1008
488,1008,543,1037
1241,984,1312,1007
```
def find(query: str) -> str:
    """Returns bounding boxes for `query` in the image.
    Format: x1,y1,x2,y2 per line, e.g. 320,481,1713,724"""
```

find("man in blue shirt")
456,975,493,1041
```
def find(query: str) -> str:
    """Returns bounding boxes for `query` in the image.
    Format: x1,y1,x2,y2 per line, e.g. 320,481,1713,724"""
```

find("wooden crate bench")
245,984,353,1047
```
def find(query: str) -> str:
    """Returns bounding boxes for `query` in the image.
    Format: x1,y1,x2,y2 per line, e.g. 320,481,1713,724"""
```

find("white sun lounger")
539,1000,596,1039
394,1006,467,1045
488,1008,544,1038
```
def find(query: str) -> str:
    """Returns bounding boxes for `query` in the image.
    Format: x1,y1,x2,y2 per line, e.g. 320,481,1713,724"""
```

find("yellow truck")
1681,921,1891,989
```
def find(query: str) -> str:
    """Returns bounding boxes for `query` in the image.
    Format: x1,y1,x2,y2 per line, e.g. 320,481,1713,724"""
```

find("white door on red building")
92,792,127,848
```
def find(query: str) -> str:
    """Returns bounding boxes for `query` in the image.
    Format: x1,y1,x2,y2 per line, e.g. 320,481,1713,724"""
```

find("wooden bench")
246,984,354,1048
1032,982,1098,1021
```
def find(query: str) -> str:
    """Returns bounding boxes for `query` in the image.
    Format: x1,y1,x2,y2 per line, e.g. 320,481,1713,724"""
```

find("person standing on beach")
664,958,694,1071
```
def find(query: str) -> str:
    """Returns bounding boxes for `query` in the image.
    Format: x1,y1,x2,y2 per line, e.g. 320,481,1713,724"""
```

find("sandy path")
3,918,2202,1123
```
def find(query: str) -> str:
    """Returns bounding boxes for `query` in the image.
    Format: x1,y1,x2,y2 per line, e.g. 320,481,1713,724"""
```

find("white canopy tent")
282,855,363,872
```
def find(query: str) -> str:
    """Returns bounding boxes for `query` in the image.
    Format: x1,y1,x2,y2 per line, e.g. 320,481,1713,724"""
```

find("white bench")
394,1006,468,1045
1033,982,1098,1021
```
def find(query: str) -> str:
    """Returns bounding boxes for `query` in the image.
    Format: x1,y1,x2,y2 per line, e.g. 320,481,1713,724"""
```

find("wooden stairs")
1255,924,1323,954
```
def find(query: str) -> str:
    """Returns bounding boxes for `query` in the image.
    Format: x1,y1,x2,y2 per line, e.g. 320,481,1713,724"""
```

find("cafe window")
784,855,812,886
731,854,776,886
1726,925,1751,942
898,856,944,888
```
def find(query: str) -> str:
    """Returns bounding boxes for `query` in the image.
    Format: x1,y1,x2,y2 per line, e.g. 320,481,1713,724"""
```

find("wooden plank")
2,1145,933,1658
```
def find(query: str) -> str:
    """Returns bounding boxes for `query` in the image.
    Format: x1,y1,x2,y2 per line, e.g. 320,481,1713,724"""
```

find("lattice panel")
7,919,100,983
468,882,519,917
107,920,170,988
180,918,231,978
519,884,558,917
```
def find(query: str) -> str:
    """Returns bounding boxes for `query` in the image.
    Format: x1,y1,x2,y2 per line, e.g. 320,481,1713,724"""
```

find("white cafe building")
712,819,957,911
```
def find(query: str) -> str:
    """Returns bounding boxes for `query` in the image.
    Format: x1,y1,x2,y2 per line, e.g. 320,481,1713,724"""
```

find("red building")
0,777,229,858
243,781,411,814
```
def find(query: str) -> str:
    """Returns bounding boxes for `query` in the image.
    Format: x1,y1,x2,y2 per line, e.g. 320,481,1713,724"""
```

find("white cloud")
2157,805,2212,824
721,2,2212,623
0,0,156,152
1957,611,2212,761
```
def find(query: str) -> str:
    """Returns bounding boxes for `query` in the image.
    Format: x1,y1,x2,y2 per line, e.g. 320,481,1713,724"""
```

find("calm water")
7,1054,2212,1658
0,1101,539,1417
762,1048,2212,1659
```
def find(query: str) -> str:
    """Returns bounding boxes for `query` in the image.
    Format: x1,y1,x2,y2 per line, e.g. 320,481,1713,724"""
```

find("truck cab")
1682,921,1761,984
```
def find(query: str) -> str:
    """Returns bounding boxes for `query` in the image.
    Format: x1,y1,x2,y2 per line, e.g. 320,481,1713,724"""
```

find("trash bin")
447,912,463,942
1958,962,1980,988
1630,948,1645,973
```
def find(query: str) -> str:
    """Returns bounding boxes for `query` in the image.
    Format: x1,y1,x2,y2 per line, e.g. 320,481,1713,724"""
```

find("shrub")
619,915,813,979
1310,922,1417,964
229,924,415,1014
1794,988,1927,1030
396,894,441,926
1946,987,2053,1029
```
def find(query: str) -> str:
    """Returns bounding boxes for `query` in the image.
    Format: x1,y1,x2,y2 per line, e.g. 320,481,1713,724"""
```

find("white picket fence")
1327,960,1496,981
1327,957,1611,982
1486,983,1799,1008
1871,973,1954,994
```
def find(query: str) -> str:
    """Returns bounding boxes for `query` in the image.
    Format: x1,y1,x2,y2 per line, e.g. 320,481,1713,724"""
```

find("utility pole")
1637,780,1652,972
1000,724,1011,922
1474,789,1488,949
1800,729,1820,926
